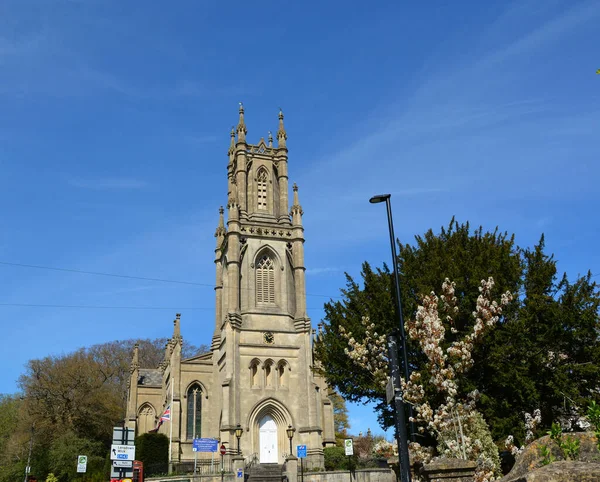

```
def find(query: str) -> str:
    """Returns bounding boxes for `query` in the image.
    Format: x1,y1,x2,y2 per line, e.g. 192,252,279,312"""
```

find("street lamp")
369,193,413,482
286,425,296,455
235,424,243,455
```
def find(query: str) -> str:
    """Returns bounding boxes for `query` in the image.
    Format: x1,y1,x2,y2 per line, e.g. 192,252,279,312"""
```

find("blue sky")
1,0,599,438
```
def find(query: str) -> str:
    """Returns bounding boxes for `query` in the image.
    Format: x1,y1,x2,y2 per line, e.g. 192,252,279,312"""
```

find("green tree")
314,219,600,443
315,218,522,428
7,336,201,482
135,433,169,476
328,391,350,439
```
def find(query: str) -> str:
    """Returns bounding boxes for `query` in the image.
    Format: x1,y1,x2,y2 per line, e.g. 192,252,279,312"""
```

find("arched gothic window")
257,168,268,210
277,361,288,388
137,404,156,434
250,359,260,387
264,360,274,388
186,384,202,440
256,255,275,304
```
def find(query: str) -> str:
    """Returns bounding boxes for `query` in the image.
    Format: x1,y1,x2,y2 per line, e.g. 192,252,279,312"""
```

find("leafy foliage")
0,336,203,482
314,218,600,446
135,433,169,476
328,391,350,439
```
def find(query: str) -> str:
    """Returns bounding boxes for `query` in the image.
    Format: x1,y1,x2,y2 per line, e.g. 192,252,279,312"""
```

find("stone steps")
246,463,284,481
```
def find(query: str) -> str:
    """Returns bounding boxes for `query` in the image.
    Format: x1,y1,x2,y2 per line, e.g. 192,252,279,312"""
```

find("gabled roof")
182,351,213,364
138,368,162,386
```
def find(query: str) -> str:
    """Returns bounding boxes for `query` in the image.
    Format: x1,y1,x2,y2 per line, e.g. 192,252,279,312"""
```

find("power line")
0,261,340,299
0,303,211,310
0,261,205,286
0,302,329,311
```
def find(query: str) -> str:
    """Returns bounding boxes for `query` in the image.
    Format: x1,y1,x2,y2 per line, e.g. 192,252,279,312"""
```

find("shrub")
135,433,169,476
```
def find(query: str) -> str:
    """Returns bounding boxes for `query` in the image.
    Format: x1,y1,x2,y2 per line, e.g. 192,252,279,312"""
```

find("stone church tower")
126,106,335,468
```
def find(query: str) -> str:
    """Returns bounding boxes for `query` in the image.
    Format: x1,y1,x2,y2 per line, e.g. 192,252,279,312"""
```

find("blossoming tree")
338,277,512,481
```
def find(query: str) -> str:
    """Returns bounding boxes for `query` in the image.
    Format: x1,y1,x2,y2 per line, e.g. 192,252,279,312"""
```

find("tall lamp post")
286,425,295,455
370,193,413,482
235,424,243,455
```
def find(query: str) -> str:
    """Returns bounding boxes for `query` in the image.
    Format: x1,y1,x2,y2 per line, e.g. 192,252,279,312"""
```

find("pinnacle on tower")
237,102,247,143
291,182,303,217
228,127,236,155
277,108,287,148
130,343,140,373
215,206,227,238
173,313,182,343
268,131,273,147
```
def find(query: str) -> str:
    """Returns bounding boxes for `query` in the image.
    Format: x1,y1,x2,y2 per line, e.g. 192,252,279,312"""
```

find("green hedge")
135,433,169,476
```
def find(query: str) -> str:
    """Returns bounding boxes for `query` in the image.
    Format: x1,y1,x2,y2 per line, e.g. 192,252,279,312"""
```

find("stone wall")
147,468,395,482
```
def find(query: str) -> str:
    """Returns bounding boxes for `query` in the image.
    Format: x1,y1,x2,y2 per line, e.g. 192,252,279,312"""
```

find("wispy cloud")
68,178,150,190
306,267,343,276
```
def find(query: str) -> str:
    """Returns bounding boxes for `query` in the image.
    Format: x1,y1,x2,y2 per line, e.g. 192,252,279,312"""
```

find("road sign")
193,438,219,452
220,444,226,455
111,444,136,461
344,438,354,456
297,445,307,458
113,460,133,468
386,377,395,405
77,455,87,473
237,468,244,478
112,427,135,446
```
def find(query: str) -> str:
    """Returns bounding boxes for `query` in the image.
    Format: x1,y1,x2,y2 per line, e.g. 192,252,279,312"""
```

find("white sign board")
112,427,135,446
386,377,395,405
344,438,354,456
113,460,133,468
77,455,87,473
111,444,136,461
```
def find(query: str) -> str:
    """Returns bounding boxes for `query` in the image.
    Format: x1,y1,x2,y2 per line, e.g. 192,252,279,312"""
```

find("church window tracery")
186,384,202,440
257,168,268,210
256,254,275,304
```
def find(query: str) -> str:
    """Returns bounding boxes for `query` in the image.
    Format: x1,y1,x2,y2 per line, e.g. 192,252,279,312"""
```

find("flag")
160,404,171,422
148,405,171,433
148,420,163,433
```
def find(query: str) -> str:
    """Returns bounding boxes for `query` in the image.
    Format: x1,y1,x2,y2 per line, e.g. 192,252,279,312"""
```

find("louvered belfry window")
257,168,268,210
256,255,275,304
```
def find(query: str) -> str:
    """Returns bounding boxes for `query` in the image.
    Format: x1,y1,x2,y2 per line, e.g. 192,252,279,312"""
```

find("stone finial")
130,343,140,373
291,183,303,217
237,103,247,142
277,108,287,148
268,131,273,147
215,206,227,238
173,313,182,344
228,127,236,155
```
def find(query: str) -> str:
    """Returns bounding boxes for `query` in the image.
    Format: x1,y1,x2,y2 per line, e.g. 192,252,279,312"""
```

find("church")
125,105,336,469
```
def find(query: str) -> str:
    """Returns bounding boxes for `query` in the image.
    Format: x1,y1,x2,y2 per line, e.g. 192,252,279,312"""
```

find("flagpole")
169,378,174,465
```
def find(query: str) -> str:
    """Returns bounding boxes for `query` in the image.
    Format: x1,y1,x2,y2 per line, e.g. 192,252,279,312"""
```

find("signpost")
110,444,136,461
220,444,227,482
192,438,219,474
110,426,135,480
344,439,354,482
297,445,306,482
76,455,87,474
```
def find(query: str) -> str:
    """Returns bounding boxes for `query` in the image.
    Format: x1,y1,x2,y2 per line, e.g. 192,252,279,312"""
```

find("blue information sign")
192,438,219,452
297,445,307,458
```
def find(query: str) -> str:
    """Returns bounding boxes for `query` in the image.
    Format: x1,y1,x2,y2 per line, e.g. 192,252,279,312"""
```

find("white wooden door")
259,415,278,463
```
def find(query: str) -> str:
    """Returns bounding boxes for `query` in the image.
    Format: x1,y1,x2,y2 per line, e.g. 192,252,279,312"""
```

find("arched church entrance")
259,415,278,463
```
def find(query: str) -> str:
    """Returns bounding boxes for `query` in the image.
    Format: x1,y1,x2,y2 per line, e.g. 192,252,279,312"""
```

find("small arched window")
277,361,288,388
250,360,260,388
264,360,274,388
138,404,156,434
257,168,268,210
186,384,202,440
256,254,275,304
